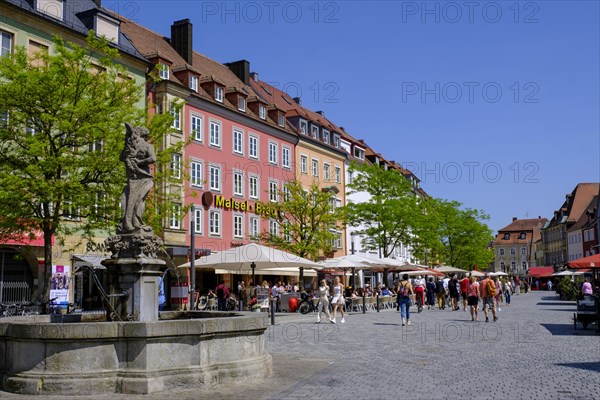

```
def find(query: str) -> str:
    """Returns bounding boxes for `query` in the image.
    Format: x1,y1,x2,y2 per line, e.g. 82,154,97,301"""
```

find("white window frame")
510,248,516,256
269,219,279,236
300,155,308,174
268,142,278,165
335,166,341,184
233,214,244,239
209,120,221,148
499,248,505,256
249,175,259,200
333,134,341,148
190,113,203,142
214,85,223,102
171,153,182,179
233,171,244,196
353,147,365,160
189,75,198,92
171,105,181,130
159,63,169,80
190,161,203,188
278,113,285,127
311,158,319,177
193,207,203,234
299,119,308,135
169,203,181,229
209,164,221,191
311,125,319,139
322,129,330,144
259,104,266,120
233,128,244,155
248,134,259,159
1,30,13,57
269,180,279,202
282,146,291,169
238,96,246,112
249,216,260,239
209,209,221,236
323,163,331,181
521,247,526,255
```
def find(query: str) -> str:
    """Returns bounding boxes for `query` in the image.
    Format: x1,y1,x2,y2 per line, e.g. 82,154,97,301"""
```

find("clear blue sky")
109,1,600,233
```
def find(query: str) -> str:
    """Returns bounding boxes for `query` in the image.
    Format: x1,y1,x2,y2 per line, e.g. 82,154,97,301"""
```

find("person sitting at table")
207,289,216,299
381,286,391,296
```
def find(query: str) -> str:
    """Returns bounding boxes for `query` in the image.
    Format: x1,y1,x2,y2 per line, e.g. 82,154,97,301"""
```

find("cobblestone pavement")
2,291,599,400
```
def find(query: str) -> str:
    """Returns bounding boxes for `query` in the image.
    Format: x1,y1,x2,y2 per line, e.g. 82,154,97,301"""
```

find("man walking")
460,275,470,311
481,273,498,322
215,280,230,311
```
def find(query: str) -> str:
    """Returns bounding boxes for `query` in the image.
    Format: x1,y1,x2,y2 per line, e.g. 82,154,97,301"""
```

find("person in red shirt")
467,276,480,321
215,280,230,311
460,275,470,311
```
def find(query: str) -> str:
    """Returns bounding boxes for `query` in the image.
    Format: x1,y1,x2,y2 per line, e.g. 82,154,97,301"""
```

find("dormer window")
214,86,223,102
353,147,365,160
311,125,319,139
278,113,285,127
189,75,198,92
503,233,510,240
238,96,246,112
333,134,341,148
322,129,330,144
37,0,64,21
299,119,308,135
519,232,526,240
158,64,170,80
259,104,266,120
95,13,120,44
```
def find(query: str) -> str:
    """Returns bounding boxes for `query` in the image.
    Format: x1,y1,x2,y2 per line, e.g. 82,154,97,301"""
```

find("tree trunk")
42,229,53,309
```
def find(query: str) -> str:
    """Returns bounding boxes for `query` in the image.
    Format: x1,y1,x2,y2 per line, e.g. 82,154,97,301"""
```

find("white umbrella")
468,270,486,277
214,267,317,277
490,271,508,276
318,255,371,269
178,243,322,270
434,265,469,274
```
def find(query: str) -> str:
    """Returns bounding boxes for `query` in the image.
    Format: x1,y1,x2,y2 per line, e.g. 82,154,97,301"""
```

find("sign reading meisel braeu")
206,193,279,218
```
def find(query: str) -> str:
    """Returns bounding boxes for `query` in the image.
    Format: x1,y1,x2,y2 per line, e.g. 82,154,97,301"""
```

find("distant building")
542,183,600,268
492,217,548,274
568,195,598,260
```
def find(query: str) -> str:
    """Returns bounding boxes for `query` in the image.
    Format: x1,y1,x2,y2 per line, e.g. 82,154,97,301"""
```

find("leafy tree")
0,33,158,303
414,199,494,269
344,162,421,286
257,180,344,263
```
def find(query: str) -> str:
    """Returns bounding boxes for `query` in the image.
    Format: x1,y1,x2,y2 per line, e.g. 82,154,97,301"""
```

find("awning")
527,266,555,277
568,254,600,269
72,254,108,272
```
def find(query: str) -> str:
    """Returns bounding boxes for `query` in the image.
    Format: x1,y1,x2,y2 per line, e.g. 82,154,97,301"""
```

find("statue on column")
105,123,163,258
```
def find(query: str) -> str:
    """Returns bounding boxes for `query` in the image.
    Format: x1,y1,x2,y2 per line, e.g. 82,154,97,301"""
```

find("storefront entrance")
0,249,33,304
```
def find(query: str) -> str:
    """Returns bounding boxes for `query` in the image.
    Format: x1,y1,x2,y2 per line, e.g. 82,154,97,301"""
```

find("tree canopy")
257,179,344,261
0,33,149,301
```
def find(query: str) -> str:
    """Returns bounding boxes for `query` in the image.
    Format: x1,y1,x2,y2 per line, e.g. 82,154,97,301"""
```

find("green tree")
258,180,343,263
0,33,153,303
345,162,420,257
414,199,494,269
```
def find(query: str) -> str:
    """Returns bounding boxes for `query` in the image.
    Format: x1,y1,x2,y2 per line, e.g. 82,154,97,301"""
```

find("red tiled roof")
568,195,598,232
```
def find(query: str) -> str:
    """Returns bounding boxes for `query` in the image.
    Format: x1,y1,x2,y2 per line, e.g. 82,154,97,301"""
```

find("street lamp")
350,231,356,289
189,205,196,309
251,262,256,287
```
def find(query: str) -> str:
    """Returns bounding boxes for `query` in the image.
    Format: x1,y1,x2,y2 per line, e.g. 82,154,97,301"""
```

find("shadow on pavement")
537,302,577,306
555,362,600,372
373,322,400,326
541,323,599,336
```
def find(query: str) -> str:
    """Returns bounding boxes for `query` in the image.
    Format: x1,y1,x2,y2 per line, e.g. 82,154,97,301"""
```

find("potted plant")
251,304,261,312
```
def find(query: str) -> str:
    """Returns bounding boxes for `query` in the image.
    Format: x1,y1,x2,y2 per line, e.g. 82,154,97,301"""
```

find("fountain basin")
0,312,271,395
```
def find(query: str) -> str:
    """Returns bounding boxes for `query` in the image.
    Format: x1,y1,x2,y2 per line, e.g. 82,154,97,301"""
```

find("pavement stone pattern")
1,291,598,400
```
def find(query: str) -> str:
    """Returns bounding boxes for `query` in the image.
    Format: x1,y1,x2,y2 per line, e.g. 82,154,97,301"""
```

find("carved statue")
118,122,156,234
105,123,163,259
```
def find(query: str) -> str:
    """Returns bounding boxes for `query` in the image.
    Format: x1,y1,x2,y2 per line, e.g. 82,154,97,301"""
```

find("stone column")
103,257,166,322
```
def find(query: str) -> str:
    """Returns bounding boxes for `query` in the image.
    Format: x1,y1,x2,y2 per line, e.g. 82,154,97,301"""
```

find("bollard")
270,298,275,326
362,293,366,314
376,294,380,312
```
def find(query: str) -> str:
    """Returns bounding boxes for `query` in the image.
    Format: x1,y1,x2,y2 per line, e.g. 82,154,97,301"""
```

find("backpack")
398,283,410,298
216,286,225,299
486,279,497,297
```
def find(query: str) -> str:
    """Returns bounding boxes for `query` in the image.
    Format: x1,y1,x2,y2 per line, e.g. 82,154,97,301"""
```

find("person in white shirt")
316,279,332,323
331,277,346,324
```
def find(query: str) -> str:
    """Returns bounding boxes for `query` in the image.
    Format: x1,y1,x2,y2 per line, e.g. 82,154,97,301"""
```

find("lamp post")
350,231,356,288
189,205,196,309
250,261,256,288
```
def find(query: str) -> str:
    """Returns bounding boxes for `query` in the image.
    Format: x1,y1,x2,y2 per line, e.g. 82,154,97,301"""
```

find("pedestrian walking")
467,276,480,321
331,277,345,324
503,279,512,306
460,275,470,311
435,277,446,310
448,274,460,311
316,279,332,323
481,273,498,322
426,277,436,310
215,280,229,311
397,274,413,326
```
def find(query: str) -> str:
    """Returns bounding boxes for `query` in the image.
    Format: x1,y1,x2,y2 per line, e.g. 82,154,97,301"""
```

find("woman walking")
331,277,346,324
316,279,332,323
397,274,413,326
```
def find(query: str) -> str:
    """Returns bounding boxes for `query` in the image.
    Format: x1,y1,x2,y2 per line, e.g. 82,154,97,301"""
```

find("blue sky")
109,1,600,232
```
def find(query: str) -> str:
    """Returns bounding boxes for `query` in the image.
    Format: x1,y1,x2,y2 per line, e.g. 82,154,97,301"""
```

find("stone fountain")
0,124,271,395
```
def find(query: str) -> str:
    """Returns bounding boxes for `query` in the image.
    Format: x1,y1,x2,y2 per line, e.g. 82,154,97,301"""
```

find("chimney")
339,126,345,132
250,72,259,82
226,60,250,85
171,19,193,63
316,110,325,116
93,0,102,7
292,97,301,105
512,217,517,222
